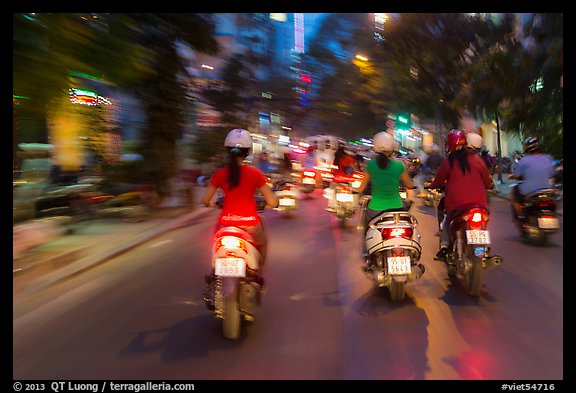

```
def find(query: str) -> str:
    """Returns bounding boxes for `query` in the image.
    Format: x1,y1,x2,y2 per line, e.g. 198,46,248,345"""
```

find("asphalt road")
13,191,563,381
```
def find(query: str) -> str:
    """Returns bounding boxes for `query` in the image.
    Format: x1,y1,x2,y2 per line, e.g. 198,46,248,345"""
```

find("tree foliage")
13,13,220,190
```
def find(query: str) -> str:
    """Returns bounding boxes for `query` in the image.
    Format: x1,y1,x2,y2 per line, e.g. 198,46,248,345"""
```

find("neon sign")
69,88,112,106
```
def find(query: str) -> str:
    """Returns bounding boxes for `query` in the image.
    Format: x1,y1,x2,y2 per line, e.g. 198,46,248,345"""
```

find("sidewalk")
13,186,213,302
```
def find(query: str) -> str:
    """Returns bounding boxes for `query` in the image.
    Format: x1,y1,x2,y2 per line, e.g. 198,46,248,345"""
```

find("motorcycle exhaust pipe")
409,263,426,281
484,255,503,271
239,282,261,314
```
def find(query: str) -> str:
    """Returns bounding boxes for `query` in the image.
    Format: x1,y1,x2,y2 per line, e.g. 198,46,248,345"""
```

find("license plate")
387,256,411,275
466,230,491,244
336,193,353,202
538,217,559,229
303,178,316,184
214,258,246,277
279,197,296,206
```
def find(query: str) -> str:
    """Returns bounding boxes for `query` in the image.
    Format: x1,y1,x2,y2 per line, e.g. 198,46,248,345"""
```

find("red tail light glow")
215,236,248,254
466,208,488,229
536,200,556,209
471,212,483,223
381,227,413,239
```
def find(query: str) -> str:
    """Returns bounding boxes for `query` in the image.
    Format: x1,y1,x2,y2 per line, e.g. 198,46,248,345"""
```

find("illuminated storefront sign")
69,88,112,106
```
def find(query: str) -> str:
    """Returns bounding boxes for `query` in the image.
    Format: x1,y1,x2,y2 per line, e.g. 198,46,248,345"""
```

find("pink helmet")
446,129,466,152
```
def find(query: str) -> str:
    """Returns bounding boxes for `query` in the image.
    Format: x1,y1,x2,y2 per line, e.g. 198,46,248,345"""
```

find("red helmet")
446,129,466,152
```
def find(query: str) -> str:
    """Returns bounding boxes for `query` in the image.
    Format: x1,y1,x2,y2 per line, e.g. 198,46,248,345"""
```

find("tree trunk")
495,111,503,183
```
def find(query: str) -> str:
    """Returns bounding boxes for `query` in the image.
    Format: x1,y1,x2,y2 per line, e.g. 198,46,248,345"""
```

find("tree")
14,13,220,193
502,13,563,158
109,14,218,194
379,13,503,133
300,13,391,139
457,14,525,181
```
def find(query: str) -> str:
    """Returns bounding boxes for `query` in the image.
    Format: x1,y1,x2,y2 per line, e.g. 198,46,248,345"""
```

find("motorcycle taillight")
465,208,488,229
381,227,413,239
215,236,248,254
536,200,556,209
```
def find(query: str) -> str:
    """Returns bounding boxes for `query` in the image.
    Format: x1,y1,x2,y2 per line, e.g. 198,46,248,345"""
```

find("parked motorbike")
438,202,503,296
361,197,425,301
85,183,156,223
512,188,561,246
203,224,265,340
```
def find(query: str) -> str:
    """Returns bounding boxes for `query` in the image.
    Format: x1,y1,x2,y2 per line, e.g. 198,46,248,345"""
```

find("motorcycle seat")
524,188,560,201
214,226,256,245
368,209,417,227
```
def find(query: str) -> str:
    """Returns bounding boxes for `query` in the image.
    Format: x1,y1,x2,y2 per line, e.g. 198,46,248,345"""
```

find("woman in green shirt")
357,132,416,255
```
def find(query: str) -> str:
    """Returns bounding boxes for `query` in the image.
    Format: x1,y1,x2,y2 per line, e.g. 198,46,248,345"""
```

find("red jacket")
429,151,492,212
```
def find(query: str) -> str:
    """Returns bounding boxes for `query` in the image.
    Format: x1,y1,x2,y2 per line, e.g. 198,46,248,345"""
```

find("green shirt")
366,158,405,211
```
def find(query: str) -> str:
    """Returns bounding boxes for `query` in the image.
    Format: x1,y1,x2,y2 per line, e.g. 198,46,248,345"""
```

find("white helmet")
373,131,397,153
224,128,253,148
466,132,483,150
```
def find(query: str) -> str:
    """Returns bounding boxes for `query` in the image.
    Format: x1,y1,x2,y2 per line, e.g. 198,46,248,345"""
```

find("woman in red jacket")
429,129,493,261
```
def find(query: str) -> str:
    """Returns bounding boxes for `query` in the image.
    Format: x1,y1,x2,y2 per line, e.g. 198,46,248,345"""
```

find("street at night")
13,192,563,380
13,13,564,386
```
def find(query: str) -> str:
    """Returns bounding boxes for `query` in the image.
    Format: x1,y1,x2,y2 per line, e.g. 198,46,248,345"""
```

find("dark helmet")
446,129,467,153
523,136,541,154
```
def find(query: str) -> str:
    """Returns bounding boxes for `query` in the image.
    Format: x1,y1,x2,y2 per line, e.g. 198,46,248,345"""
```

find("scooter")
299,169,319,195
203,224,265,340
271,175,300,216
512,187,561,246
439,203,503,296
331,172,363,226
361,197,425,302
421,176,442,207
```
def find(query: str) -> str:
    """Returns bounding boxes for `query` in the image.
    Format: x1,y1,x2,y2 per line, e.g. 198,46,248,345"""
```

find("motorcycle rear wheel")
464,246,484,296
389,280,406,302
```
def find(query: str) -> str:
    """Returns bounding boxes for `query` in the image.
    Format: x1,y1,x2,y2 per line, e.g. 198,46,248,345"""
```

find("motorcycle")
203,209,267,340
421,176,442,207
360,197,425,301
405,157,421,179
299,169,319,195
552,159,563,200
512,188,561,246
271,175,299,216
438,202,503,296
331,172,363,226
